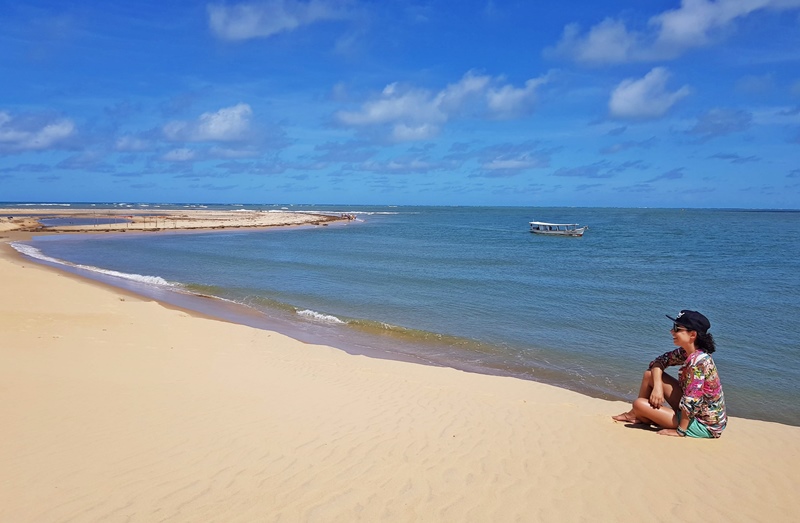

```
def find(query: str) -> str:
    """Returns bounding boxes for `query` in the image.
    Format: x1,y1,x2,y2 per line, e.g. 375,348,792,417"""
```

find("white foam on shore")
74,264,171,286
296,309,346,324
10,242,172,287
10,243,64,264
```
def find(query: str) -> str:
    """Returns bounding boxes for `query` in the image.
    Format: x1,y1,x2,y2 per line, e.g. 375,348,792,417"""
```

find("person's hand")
649,386,664,409
657,428,682,437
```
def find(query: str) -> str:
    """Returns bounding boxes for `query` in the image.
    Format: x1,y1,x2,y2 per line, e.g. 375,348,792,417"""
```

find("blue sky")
1,0,799,208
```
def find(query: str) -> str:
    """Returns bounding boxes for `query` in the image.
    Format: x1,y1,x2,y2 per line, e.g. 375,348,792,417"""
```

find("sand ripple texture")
1,244,799,522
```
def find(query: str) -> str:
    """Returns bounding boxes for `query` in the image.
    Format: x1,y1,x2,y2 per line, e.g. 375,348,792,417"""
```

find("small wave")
11,242,172,287
75,264,171,285
10,242,64,264
234,294,299,314
296,309,346,324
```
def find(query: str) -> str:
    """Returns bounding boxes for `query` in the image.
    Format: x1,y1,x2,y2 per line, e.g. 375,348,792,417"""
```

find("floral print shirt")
649,348,727,437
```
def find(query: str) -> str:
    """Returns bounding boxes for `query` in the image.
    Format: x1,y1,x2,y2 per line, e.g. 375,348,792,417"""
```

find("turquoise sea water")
13,205,800,426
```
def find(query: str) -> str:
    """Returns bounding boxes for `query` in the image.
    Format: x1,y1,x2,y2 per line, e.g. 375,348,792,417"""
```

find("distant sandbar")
0,207,345,233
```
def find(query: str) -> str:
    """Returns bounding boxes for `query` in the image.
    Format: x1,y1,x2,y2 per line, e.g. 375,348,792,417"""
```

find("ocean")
12,204,800,426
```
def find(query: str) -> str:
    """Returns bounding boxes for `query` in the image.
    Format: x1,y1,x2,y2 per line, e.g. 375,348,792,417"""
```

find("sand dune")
1,239,798,522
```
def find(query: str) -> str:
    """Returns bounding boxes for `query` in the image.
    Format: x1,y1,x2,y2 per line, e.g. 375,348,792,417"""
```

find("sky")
1,0,800,208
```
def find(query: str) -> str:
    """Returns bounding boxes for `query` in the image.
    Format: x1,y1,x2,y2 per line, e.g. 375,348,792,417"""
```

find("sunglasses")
671,323,689,332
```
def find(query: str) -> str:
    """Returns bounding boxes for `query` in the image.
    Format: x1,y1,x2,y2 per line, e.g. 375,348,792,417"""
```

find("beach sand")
1,236,798,522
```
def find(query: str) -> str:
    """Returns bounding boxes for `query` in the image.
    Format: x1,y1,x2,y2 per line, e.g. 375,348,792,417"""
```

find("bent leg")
632,398,678,429
613,369,682,422
613,369,656,422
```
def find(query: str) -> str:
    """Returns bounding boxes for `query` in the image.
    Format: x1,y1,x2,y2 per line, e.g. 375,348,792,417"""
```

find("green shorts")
677,413,714,439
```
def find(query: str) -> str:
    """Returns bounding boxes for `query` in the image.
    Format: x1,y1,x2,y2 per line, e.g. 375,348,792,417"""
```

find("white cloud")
487,77,549,119
336,71,550,141
547,19,641,64
164,104,253,142
609,67,690,120
548,0,800,65
337,84,445,127
208,0,350,41
392,123,439,142
651,0,798,49
434,72,492,115
0,111,75,153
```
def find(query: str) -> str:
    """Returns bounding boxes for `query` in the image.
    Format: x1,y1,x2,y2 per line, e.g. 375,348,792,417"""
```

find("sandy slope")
1,241,798,522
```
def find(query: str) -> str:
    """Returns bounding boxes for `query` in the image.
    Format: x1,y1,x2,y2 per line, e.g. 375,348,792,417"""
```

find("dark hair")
696,332,716,354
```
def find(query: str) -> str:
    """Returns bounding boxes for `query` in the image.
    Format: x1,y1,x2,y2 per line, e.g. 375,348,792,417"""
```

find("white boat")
529,221,588,237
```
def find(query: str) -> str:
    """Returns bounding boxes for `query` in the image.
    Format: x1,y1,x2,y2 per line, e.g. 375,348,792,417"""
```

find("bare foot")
612,411,638,423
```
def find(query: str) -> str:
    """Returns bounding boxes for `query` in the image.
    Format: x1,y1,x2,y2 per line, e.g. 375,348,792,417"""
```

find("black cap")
666,310,710,334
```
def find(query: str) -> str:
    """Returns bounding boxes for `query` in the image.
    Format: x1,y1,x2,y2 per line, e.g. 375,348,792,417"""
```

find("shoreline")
2,232,800,521
9,229,636,410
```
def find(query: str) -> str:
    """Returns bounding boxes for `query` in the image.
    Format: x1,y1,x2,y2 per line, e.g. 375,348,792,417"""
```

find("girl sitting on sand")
612,310,727,438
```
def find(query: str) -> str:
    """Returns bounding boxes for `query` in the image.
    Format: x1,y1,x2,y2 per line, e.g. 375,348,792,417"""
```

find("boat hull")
530,228,586,237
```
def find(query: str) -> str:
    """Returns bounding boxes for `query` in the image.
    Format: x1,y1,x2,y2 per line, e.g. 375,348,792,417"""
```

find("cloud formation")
608,68,690,120
547,0,800,65
0,111,76,153
163,104,253,142
336,71,550,142
208,0,351,41
486,77,550,119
